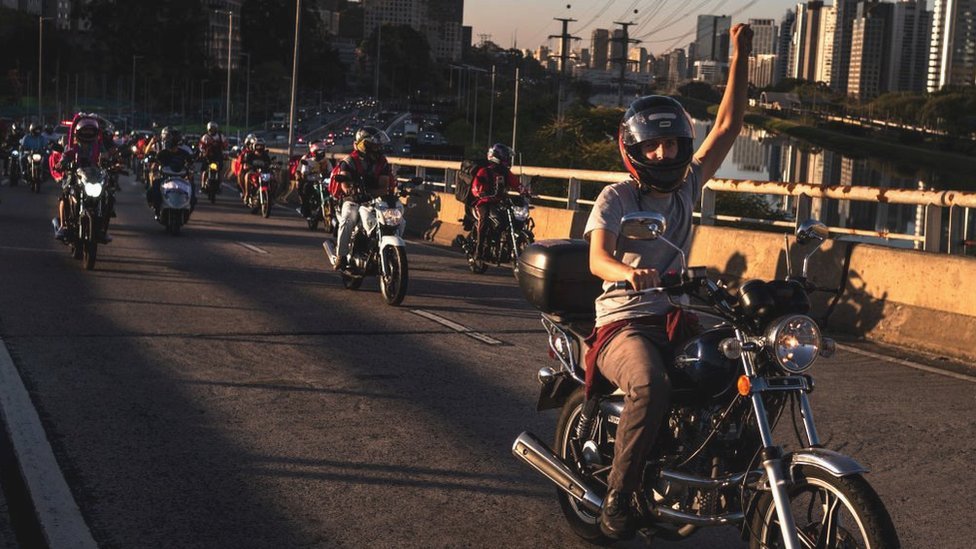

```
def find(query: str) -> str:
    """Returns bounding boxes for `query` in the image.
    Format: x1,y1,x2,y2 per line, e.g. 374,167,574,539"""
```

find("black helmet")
29,123,40,135
353,126,390,156
163,127,181,148
618,95,695,193
487,143,513,168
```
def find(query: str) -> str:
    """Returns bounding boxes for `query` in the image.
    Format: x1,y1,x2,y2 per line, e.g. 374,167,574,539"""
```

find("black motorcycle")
22,148,47,193
512,213,899,548
300,172,335,232
56,166,114,270
201,159,222,204
455,194,535,275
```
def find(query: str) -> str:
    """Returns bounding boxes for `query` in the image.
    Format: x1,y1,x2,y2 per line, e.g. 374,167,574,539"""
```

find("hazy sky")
462,0,805,56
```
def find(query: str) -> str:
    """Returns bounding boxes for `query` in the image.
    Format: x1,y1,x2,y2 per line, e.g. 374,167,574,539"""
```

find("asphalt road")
0,174,973,548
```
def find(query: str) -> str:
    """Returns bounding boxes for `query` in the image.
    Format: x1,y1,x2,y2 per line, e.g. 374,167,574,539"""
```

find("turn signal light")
737,375,752,396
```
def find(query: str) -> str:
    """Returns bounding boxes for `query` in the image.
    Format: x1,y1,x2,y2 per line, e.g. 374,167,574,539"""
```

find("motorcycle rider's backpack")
455,158,489,203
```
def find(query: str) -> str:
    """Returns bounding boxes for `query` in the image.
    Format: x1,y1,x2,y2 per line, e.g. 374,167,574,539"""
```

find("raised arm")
694,23,753,183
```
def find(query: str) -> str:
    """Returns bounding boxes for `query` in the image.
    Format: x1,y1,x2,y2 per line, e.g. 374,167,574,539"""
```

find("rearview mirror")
619,211,667,240
796,219,829,245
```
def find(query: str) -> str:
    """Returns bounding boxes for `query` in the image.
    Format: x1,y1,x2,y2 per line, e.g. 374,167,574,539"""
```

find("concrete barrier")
404,192,976,363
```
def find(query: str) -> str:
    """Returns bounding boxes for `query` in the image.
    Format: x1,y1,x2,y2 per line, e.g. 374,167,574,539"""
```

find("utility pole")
549,15,579,139
487,65,496,145
373,24,382,99
287,0,301,160
225,11,233,130
512,66,520,154
611,21,640,107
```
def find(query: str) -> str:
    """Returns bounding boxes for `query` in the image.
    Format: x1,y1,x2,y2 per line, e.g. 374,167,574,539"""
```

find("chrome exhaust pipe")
512,432,603,513
321,240,337,267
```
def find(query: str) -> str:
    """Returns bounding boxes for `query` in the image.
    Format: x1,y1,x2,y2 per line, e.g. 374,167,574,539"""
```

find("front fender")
789,447,868,478
379,235,405,252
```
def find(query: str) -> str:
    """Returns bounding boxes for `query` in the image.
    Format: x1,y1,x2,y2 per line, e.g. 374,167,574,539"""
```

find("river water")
695,120,975,252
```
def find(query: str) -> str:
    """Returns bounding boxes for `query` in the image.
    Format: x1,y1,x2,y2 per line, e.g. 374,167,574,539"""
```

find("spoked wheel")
260,189,270,218
749,466,900,549
554,388,611,544
380,246,409,306
82,240,98,270
512,233,531,279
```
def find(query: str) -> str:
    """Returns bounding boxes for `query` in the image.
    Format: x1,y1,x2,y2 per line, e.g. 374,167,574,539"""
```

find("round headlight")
84,182,104,198
512,205,530,221
766,315,821,373
32,153,43,161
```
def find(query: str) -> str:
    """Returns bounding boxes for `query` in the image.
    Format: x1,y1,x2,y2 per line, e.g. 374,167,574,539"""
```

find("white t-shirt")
583,160,704,326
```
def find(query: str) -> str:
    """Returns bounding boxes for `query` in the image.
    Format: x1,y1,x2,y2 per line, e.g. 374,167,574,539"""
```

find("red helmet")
309,141,327,160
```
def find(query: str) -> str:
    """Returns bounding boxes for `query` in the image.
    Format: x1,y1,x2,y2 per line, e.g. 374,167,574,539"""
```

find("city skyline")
462,0,936,57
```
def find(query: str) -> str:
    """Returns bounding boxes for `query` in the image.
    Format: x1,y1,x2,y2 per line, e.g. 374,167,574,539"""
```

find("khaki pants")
596,323,672,492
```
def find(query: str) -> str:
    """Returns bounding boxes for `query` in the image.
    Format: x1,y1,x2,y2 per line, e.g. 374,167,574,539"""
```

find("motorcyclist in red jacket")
471,143,523,261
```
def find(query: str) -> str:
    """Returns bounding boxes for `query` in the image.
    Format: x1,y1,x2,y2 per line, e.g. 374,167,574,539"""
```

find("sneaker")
97,234,113,244
54,227,67,241
334,256,347,272
599,489,637,540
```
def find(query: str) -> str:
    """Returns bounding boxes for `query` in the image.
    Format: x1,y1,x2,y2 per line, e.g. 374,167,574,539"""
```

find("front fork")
507,211,521,262
738,329,821,549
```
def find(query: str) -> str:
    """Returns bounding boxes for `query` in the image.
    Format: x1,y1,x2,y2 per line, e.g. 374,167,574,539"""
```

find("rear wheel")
380,246,409,306
749,466,900,549
555,388,612,544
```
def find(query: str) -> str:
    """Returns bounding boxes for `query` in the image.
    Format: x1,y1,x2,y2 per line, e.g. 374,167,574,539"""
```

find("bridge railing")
323,153,976,255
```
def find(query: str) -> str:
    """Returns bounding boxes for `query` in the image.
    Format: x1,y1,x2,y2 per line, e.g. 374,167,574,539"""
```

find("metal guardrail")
310,152,975,255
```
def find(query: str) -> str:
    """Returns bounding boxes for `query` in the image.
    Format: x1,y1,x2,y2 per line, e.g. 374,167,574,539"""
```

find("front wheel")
82,240,98,270
749,465,900,549
554,388,611,544
341,271,363,290
260,189,271,218
380,246,409,306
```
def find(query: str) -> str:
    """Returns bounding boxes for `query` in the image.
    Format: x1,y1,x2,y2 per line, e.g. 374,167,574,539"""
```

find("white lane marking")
236,242,269,254
837,343,976,383
0,245,62,254
410,309,503,345
0,338,98,548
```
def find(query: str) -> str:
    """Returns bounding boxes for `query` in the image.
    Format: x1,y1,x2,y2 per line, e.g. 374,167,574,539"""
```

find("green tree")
361,24,438,99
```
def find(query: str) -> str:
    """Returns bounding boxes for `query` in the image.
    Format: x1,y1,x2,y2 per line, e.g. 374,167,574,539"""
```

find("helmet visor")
620,107,694,146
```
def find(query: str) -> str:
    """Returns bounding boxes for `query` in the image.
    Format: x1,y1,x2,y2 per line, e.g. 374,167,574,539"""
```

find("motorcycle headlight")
11,151,19,157
84,182,104,198
209,162,218,170
31,153,43,161
261,173,272,182
131,145,138,153
164,191,190,208
379,205,403,226
766,315,821,373
512,205,530,221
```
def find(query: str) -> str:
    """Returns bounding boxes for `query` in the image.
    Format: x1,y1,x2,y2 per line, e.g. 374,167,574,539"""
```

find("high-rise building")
667,49,687,89
927,0,976,91
849,1,893,100
205,0,243,70
749,54,778,87
775,9,797,84
889,0,931,93
629,47,649,73
363,0,463,62
830,0,859,92
749,18,778,55
815,5,835,83
590,28,609,71
791,1,827,81
609,28,627,73
696,15,732,61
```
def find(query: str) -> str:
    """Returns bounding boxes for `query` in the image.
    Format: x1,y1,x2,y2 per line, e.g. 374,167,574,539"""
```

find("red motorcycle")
244,158,279,218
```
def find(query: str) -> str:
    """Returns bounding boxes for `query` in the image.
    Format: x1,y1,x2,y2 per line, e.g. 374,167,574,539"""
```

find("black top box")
517,239,603,321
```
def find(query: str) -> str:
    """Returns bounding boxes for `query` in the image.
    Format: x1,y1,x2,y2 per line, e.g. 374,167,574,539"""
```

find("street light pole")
225,11,233,130
38,17,51,122
487,64,496,145
512,66,520,154
241,52,251,131
373,24,381,100
131,55,143,131
286,0,302,160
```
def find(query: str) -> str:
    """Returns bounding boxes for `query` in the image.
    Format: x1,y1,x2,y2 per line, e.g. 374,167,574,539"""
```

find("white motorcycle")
155,167,194,235
322,182,414,306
